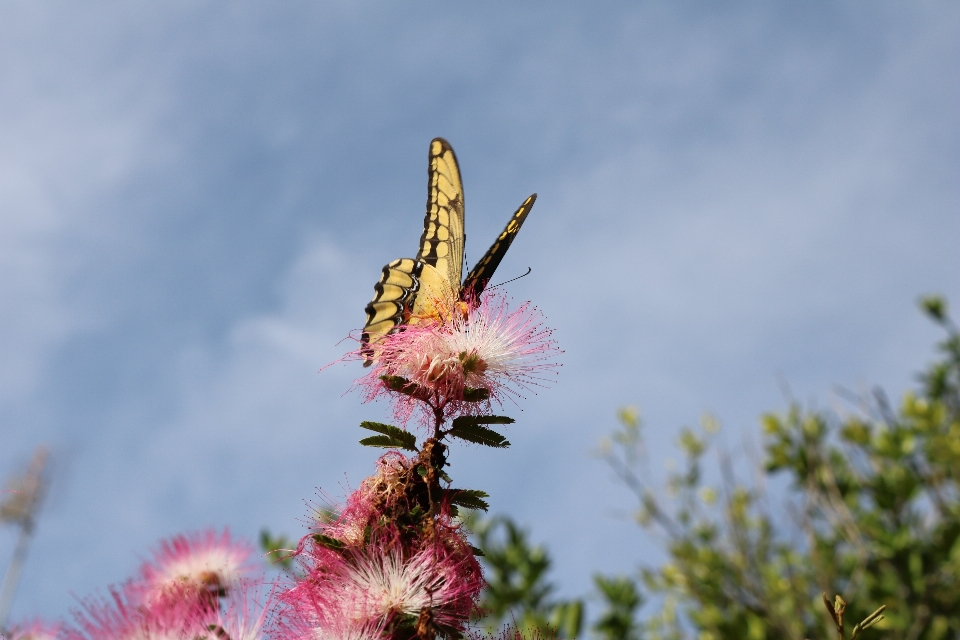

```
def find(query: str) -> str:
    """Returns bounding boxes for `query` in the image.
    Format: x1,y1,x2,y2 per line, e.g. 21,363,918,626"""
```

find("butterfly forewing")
417,138,465,290
461,193,537,301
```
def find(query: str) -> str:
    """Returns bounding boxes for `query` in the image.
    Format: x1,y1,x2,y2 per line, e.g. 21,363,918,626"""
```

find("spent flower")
314,452,413,548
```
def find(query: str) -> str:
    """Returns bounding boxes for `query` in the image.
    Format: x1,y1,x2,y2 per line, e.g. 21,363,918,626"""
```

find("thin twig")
850,604,886,639
822,593,845,640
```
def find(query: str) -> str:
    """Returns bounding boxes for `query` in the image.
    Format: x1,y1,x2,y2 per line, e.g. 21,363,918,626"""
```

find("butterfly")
361,137,536,364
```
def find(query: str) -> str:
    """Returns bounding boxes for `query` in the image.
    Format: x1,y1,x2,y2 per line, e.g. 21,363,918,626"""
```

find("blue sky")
1,1,957,624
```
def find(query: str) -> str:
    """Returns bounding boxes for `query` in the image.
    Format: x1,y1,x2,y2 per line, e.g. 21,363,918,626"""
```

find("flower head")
135,529,255,608
275,451,484,639
276,543,481,637
62,585,206,640
358,291,560,424
63,577,270,640
338,548,468,620
4,619,61,640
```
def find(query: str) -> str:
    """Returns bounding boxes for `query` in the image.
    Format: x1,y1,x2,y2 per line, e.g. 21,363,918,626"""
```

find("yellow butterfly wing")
360,138,465,362
415,137,465,305
362,258,421,347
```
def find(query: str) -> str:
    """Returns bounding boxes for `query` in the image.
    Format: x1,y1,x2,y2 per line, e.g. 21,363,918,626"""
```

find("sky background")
1,1,958,626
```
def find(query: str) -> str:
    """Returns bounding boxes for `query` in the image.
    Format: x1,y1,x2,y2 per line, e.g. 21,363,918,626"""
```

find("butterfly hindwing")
461,193,537,300
417,138,465,290
361,258,423,363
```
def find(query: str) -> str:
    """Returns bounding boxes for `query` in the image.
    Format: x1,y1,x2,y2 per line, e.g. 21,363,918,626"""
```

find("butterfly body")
362,138,535,364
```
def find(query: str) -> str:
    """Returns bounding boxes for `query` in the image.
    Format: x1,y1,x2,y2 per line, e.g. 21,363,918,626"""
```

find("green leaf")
463,386,491,402
380,375,428,397
470,544,485,557
312,533,344,552
448,416,514,447
451,415,515,428
359,435,407,449
359,421,417,451
448,423,511,448
447,488,490,511
920,294,947,322
259,529,294,571
359,421,415,440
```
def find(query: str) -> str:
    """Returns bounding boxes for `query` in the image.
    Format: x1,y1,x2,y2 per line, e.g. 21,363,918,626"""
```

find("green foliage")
445,489,491,512
358,421,418,451
469,514,584,639
452,415,516,428
312,533,346,552
597,295,960,639
464,387,492,403
448,415,514,448
592,575,643,640
379,375,425,397
259,528,295,572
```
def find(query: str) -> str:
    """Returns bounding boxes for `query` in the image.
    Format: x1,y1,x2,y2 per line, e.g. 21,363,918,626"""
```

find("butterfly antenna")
488,267,532,290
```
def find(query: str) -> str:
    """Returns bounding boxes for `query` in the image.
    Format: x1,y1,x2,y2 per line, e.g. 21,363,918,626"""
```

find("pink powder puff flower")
4,619,61,640
277,541,482,637
135,529,255,609
337,549,459,621
62,585,208,640
64,579,271,640
358,291,560,424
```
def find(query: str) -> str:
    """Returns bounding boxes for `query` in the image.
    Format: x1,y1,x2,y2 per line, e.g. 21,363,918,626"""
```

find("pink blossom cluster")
53,529,267,640
357,292,560,427
271,452,484,640
5,289,558,640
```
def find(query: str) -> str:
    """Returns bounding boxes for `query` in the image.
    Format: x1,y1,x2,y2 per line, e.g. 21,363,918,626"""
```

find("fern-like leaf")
359,421,417,451
448,423,511,448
